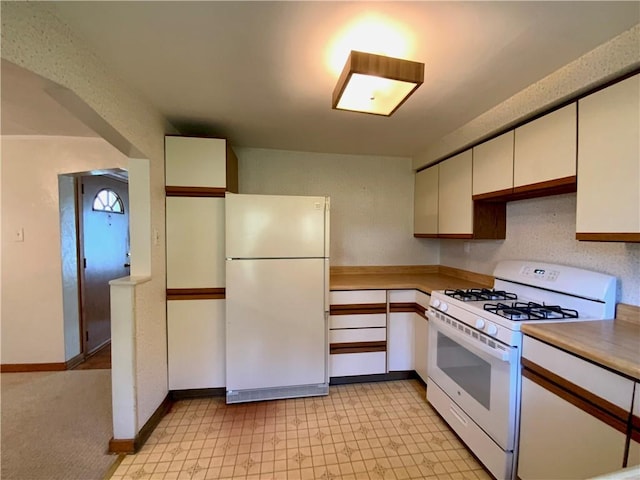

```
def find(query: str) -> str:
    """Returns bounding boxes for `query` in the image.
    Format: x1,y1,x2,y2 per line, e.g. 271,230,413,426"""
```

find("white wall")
1,136,127,364
2,2,169,437
440,193,640,306
236,148,439,266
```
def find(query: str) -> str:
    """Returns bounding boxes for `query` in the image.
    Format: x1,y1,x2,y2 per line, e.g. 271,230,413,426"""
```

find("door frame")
73,170,129,360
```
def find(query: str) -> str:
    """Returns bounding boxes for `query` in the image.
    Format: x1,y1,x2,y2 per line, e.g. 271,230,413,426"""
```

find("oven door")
427,310,518,450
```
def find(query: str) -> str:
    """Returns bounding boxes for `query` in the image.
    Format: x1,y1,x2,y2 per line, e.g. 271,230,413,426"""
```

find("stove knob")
432,299,441,308
440,302,448,312
475,318,485,329
486,324,498,336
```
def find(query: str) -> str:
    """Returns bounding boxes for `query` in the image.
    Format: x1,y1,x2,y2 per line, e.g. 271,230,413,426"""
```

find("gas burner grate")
483,302,579,321
444,288,518,302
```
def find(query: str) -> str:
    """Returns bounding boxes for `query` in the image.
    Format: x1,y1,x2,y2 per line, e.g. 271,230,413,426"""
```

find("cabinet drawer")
330,351,386,377
522,336,634,410
330,290,386,305
330,313,386,329
388,289,416,303
330,327,386,344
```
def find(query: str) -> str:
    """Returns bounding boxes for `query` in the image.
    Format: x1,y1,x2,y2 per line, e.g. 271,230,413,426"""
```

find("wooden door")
80,175,129,355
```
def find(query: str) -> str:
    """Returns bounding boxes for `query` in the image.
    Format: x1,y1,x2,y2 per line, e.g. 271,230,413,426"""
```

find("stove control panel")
474,317,498,336
520,265,560,282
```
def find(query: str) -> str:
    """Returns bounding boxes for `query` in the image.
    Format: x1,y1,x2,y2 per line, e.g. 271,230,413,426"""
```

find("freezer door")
226,258,327,391
226,193,328,258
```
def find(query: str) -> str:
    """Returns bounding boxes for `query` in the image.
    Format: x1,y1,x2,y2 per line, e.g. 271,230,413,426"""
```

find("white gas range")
426,260,617,480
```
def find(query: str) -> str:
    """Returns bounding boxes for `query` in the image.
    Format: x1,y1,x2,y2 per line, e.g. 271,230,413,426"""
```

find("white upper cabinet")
473,131,514,198
165,136,230,188
576,74,640,241
514,103,577,189
414,164,439,236
439,150,473,236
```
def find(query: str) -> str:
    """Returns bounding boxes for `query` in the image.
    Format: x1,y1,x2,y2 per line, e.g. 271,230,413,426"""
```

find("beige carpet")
1,369,118,480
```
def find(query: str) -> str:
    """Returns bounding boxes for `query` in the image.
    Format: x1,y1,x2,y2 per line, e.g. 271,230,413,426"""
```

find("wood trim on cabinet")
511,175,577,199
522,358,629,434
414,233,439,239
632,412,640,431
473,201,506,239
389,302,429,318
165,186,226,197
472,188,514,202
0,362,67,372
576,233,640,242
226,144,239,193
437,233,474,239
330,303,387,315
389,302,419,313
166,288,225,300
330,341,387,354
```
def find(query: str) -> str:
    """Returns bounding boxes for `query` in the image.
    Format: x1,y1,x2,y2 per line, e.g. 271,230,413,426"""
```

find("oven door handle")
431,316,513,363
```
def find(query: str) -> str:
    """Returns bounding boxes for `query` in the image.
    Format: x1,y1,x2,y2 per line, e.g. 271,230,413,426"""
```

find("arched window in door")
92,188,125,214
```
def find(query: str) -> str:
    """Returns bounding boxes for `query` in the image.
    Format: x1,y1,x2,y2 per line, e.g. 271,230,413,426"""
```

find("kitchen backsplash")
440,192,640,306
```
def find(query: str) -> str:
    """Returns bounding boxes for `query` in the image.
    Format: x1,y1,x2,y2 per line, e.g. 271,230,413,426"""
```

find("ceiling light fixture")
332,50,424,116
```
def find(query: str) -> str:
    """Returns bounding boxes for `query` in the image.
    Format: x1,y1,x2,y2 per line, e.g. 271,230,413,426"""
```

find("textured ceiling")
3,2,639,157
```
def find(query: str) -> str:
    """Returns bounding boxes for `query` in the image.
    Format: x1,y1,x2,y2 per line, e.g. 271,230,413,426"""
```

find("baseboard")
0,362,67,373
330,370,418,385
65,353,85,370
171,387,226,400
109,392,173,454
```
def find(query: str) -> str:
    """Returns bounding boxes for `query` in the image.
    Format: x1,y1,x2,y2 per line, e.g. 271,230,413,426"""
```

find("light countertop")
521,304,640,381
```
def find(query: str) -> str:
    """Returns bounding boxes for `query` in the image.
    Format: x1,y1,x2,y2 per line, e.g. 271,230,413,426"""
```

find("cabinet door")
165,136,227,188
514,103,577,189
413,313,428,383
576,74,640,239
518,375,627,480
472,131,514,197
167,299,225,390
438,150,473,236
414,165,439,236
166,197,225,289
388,312,414,371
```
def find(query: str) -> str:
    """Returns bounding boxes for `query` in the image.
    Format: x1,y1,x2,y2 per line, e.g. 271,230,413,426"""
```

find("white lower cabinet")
413,313,429,383
388,290,416,372
628,382,640,467
518,336,633,479
167,299,225,390
414,291,429,383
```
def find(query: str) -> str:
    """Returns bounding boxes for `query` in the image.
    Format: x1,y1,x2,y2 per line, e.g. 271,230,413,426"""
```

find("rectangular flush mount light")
332,50,424,116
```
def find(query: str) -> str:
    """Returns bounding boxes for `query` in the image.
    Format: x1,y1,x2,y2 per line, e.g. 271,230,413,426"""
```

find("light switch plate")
15,228,24,242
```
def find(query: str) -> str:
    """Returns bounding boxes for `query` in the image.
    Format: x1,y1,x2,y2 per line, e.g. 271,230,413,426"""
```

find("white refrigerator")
225,193,330,403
